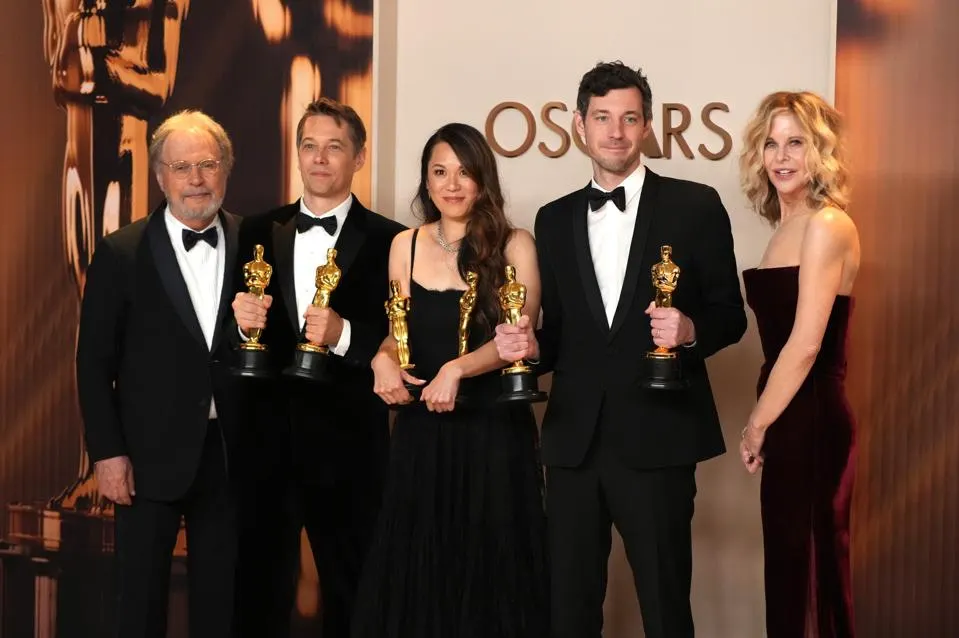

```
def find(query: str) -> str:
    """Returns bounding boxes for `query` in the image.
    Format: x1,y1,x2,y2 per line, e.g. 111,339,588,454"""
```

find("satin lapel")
331,196,368,280
570,185,610,333
146,204,207,348
272,215,300,333
211,210,240,352
608,169,660,341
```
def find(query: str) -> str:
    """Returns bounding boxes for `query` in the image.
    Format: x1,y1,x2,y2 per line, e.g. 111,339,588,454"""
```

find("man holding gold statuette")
494,61,747,638
229,98,405,638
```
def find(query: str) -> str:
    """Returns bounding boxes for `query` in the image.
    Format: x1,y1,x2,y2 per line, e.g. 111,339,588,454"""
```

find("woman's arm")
741,208,858,469
422,229,541,411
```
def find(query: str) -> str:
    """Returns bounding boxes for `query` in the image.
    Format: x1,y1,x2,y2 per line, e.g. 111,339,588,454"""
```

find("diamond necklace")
435,221,462,254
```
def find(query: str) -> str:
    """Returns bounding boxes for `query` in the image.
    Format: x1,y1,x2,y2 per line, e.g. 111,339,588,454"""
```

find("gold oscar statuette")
385,279,413,371
233,244,274,378
642,245,688,390
385,279,420,403
497,265,547,403
283,247,341,381
458,271,479,357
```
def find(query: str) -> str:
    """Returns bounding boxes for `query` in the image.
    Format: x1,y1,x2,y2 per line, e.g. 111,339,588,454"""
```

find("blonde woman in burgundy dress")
739,91,860,638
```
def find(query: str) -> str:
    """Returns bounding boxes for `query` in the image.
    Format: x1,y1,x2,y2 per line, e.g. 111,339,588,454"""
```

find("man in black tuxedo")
495,62,747,638
231,98,404,637
76,110,243,638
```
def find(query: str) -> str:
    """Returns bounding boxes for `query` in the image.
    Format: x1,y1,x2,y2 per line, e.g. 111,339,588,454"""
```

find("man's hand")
232,292,272,336
645,302,696,349
95,455,135,505
494,315,539,362
304,307,344,346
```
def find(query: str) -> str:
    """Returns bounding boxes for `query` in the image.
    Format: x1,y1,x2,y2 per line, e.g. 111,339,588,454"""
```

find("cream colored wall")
373,1,837,635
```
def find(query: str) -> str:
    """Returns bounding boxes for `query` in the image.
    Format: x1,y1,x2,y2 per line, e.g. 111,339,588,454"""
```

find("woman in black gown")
352,123,548,638
739,91,860,637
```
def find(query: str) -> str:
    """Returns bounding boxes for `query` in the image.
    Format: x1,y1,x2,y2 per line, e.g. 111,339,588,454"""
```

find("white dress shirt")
587,164,646,325
294,195,352,356
164,208,225,419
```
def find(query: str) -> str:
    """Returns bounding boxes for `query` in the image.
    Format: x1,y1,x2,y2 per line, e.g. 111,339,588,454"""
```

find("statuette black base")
282,347,331,382
497,370,548,404
641,351,688,390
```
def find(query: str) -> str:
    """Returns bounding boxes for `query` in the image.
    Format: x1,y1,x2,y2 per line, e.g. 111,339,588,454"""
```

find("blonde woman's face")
763,112,810,199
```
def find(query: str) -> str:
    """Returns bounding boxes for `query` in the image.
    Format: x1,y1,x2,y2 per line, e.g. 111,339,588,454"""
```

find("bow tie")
297,211,338,235
182,227,218,251
587,185,627,212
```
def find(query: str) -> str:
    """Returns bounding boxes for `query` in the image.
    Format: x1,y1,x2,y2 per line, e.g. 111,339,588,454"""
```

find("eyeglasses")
161,159,222,180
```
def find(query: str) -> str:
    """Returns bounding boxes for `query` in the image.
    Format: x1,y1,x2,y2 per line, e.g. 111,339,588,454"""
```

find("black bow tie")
297,211,338,235
182,227,218,251
587,185,627,212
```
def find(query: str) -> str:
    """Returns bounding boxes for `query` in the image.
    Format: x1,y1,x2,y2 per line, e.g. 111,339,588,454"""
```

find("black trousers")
233,442,384,638
114,419,237,638
547,428,698,638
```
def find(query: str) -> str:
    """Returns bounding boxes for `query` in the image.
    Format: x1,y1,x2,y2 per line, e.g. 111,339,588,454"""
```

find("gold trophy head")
458,271,479,357
241,244,272,350
499,265,532,374
385,279,413,370
244,244,272,296
312,247,342,309
651,244,680,309
499,264,527,326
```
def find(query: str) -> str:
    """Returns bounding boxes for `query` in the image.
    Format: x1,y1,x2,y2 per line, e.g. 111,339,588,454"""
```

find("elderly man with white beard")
76,109,244,638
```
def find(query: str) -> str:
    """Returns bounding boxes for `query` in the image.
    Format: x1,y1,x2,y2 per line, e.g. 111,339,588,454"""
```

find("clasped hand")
372,353,461,413
645,302,696,349
494,315,538,362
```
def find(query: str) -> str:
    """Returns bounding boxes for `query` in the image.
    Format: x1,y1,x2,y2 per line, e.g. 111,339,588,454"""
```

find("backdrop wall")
373,2,837,635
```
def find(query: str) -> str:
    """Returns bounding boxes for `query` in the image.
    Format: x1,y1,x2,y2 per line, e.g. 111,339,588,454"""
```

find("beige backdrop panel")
374,1,837,635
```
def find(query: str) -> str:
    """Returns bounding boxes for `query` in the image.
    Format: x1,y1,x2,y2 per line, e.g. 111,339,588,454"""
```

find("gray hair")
149,109,235,174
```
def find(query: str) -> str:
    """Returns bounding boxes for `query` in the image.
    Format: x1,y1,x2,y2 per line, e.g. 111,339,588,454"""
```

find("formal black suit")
232,196,404,638
533,169,746,638
76,204,243,638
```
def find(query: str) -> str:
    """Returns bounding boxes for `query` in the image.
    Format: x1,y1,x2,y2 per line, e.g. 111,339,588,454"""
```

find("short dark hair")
576,61,653,122
295,97,367,152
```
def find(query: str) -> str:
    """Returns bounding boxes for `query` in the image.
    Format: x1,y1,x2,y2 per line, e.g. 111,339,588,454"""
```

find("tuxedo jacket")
76,204,243,502
534,169,747,469
235,197,406,486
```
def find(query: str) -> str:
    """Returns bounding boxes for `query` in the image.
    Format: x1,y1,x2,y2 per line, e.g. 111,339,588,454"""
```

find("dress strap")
409,227,420,292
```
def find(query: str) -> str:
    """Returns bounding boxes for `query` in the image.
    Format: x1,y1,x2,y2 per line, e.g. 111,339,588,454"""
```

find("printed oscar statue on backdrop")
284,247,341,381
1,5,192,637
233,245,274,378
642,245,689,390
497,265,547,404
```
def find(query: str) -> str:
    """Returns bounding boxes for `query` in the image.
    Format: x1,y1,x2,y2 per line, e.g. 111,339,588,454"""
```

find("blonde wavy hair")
739,91,849,224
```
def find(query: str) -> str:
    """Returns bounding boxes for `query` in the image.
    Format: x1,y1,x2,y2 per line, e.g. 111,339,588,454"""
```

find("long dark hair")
413,123,512,334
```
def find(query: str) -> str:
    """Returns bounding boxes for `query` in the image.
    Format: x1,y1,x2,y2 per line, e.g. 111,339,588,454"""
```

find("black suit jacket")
236,197,405,485
76,204,243,502
534,169,746,470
